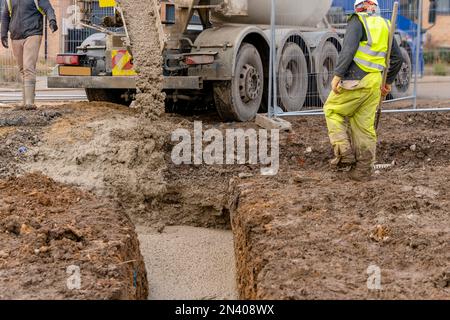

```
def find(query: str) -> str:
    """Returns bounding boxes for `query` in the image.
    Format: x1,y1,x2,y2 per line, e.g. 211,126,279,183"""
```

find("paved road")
417,76,450,100
0,90,87,103
0,76,448,104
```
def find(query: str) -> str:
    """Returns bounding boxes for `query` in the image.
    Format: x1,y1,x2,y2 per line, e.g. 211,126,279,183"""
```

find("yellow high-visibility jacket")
352,13,391,73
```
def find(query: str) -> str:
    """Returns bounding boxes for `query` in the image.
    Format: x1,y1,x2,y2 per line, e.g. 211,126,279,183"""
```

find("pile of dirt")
19,101,450,231
0,109,64,178
0,173,148,299
24,103,139,195
230,111,450,300
19,0,238,228
19,104,239,228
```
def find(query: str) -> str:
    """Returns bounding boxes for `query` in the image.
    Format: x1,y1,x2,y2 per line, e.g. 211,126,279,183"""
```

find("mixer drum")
212,0,333,27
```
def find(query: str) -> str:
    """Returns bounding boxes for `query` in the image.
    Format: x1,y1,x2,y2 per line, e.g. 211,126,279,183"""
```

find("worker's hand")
49,20,58,33
1,37,8,49
331,76,342,95
381,84,392,97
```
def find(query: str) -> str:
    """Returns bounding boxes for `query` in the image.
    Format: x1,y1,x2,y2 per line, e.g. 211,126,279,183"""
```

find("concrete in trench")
137,225,238,300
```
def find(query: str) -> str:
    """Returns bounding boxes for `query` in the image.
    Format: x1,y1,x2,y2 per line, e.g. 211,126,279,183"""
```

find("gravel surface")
137,225,237,300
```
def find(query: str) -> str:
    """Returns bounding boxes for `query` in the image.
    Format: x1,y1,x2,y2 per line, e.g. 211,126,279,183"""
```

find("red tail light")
185,54,215,65
56,54,80,66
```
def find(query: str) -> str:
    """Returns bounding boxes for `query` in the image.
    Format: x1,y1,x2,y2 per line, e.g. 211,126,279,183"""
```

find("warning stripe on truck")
112,50,137,76
99,0,116,7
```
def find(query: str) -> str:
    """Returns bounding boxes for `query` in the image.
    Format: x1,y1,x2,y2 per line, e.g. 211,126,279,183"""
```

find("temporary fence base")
255,114,293,131
276,107,450,117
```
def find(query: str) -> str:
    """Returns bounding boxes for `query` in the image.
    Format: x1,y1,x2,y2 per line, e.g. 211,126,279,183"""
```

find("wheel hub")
239,64,262,103
396,62,410,88
322,65,330,86
285,68,294,90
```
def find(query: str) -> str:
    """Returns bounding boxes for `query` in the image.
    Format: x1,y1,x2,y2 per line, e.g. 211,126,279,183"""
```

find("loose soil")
0,90,448,300
231,110,450,300
0,173,148,300
1,0,448,300
19,103,235,228
0,108,64,178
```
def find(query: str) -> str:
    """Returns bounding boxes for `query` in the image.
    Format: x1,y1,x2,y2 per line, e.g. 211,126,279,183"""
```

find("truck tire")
391,47,412,99
315,42,338,105
85,88,133,106
278,43,308,111
213,43,264,121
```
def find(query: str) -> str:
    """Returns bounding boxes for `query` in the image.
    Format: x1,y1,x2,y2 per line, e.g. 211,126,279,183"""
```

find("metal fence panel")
267,0,446,117
62,1,116,53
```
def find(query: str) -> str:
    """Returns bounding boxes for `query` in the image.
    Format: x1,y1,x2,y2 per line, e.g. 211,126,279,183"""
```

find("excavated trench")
1,101,449,299
1,0,449,300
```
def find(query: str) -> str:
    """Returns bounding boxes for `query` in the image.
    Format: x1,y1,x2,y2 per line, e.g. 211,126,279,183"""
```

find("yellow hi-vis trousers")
324,72,382,167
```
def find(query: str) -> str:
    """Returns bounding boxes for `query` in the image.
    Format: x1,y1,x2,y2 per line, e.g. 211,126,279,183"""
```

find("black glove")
1,37,8,49
49,20,58,33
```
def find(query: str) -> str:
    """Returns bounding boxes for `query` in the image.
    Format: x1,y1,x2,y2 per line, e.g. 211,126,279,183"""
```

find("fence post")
413,0,423,109
268,0,276,118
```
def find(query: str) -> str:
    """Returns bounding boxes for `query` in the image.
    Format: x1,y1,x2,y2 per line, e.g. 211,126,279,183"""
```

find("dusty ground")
0,173,148,299
0,101,240,299
0,0,240,300
11,103,234,228
0,92,448,300
231,108,450,300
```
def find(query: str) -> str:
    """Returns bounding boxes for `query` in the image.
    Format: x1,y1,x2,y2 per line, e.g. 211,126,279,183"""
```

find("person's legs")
22,35,43,109
11,39,26,105
324,88,364,169
348,73,382,180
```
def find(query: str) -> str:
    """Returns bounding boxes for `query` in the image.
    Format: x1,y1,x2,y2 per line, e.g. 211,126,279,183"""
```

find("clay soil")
0,173,148,299
231,104,450,300
0,101,241,299
0,97,449,300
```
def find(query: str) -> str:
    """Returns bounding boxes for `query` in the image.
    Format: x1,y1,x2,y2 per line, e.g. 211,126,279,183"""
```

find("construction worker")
1,0,58,110
324,0,403,181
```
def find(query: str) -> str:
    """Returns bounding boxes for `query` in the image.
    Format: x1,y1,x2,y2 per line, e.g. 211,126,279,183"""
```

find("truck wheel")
391,47,412,99
213,43,264,121
278,43,308,111
85,88,134,106
315,42,338,105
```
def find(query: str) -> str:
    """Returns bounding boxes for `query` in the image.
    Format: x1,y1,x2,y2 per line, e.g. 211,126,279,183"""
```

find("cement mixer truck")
49,0,343,121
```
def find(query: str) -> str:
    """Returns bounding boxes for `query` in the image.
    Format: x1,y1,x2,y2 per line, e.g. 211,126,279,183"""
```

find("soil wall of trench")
2,0,449,300
230,112,450,300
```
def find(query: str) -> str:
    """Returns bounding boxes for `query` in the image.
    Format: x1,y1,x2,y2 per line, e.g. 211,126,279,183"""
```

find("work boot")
347,161,373,182
23,80,37,111
330,148,356,172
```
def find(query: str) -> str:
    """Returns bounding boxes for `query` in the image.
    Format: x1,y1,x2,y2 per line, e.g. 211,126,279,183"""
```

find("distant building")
2,0,448,55
424,0,450,48
0,0,113,59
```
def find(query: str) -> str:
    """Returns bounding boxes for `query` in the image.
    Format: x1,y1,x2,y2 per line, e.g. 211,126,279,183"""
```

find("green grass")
433,63,448,76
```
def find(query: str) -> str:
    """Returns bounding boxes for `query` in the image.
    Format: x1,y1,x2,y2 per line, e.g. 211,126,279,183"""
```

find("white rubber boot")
24,80,37,110
13,82,27,111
